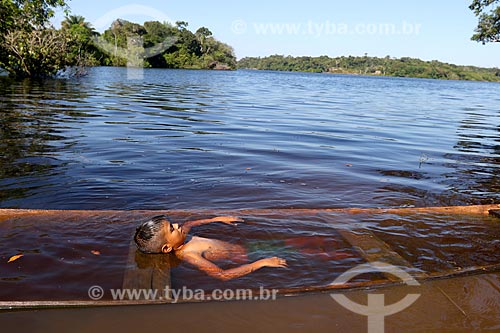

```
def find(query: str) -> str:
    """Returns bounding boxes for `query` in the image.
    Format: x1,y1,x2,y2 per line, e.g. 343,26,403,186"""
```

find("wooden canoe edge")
0,299,169,310
2,262,500,311
246,261,500,296
1,204,499,220
241,204,500,216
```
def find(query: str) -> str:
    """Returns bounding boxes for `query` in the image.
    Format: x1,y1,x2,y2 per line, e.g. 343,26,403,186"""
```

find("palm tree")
61,15,96,34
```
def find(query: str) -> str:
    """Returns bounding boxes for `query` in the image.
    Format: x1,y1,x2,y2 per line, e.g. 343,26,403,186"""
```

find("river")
0,67,498,210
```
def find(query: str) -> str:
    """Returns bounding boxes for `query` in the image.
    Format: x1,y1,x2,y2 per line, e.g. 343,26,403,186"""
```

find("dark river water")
0,67,499,210
1,68,500,332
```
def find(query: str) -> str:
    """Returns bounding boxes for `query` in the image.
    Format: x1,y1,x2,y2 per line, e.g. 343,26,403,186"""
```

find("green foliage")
238,55,500,82
1,28,72,78
0,0,72,78
6,0,68,29
202,38,237,69
470,0,500,43
61,15,103,67
98,19,236,70
0,0,18,36
142,21,176,67
99,19,147,66
0,0,236,77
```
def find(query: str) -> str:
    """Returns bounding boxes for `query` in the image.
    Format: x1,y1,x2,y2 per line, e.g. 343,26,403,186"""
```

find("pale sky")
53,0,500,68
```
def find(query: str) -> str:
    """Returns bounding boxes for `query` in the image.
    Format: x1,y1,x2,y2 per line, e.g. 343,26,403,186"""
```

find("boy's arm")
182,216,243,233
182,254,287,281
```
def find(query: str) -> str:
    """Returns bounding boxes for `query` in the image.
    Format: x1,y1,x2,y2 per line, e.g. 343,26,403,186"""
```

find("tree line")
237,1,500,82
92,19,236,70
0,0,236,78
0,0,497,78
237,55,500,82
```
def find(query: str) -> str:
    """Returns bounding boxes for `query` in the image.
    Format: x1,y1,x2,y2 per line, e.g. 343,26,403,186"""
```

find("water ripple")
0,68,499,209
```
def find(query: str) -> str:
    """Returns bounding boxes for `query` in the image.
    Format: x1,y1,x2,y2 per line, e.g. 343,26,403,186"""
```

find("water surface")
1,67,500,333
1,68,498,210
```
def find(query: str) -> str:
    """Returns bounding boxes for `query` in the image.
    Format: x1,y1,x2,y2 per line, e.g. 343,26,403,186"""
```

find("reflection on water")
0,78,88,202
0,67,499,210
444,105,500,202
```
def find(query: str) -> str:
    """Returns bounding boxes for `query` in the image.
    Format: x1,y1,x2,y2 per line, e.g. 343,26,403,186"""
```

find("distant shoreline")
238,55,500,82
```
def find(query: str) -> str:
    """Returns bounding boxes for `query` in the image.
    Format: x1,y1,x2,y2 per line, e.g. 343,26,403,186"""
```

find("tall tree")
195,27,212,53
61,14,102,68
470,0,500,43
100,19,148,66
61,15,93,31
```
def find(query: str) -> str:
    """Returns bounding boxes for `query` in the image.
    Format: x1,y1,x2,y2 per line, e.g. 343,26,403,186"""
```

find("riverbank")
238,55,500,82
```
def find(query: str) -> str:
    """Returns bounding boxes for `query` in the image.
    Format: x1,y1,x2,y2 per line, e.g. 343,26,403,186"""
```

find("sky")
53,0,500,68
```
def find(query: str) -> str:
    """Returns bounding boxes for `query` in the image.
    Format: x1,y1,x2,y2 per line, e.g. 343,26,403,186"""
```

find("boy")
134,215,287,281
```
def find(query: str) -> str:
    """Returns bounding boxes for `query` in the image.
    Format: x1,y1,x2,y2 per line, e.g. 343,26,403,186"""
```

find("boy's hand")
261,257,288,268
211,216,244,225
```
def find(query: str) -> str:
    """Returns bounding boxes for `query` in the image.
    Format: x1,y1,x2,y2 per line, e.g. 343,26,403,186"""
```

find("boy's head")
134,215,186,254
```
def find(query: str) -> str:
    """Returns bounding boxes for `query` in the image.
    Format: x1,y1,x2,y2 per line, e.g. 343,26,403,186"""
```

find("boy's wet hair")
134,215,170,253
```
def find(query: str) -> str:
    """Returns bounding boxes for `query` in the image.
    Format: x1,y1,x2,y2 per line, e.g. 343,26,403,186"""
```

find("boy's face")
162,221,187,251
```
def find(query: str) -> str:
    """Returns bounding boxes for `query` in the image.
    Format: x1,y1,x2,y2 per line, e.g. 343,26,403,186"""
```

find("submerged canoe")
0,204,499,309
